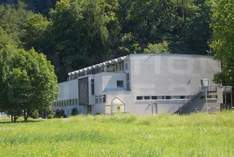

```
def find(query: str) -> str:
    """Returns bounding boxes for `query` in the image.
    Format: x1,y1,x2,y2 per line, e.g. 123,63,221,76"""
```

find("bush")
71,108,79,116
47,111,55,119
30,110,39,119
55,109,66,118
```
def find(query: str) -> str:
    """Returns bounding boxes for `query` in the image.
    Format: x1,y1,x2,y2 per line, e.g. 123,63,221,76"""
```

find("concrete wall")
124,54,221,114
94,72,127,94
57,79,79,101
92,72,127,114
129,54,221,96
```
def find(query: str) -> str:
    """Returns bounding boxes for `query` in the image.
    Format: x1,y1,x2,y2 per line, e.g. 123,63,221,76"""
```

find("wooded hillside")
0,0,233,83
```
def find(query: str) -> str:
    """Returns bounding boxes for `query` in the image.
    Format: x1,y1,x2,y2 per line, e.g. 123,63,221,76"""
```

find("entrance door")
111,97,125,114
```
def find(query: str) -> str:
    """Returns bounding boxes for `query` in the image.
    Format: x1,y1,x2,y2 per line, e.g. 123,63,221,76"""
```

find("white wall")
94,72,127,95
129,54,221,96
57,79,79,100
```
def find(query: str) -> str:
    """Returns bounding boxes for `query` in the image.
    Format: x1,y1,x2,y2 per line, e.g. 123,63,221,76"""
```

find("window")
144,96,150,100
166,96,171,99
91,79,95,95
103,95,106,103
136,96,143,100
95,96,98,103
125,63,128,70
126,74,130,90
117,80,124,88
151,96,158,100
180,96,186,99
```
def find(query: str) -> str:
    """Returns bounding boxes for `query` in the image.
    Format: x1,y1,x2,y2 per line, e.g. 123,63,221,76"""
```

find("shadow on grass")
0,119,44,124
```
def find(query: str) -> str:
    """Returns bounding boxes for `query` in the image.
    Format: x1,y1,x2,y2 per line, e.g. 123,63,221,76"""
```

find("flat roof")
129,53,214,58
68,53,214,76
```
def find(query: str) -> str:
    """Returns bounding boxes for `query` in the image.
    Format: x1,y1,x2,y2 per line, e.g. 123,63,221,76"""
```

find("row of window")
136,96,189,101
69,62,128,80
54,99,79,107
95,95,106,104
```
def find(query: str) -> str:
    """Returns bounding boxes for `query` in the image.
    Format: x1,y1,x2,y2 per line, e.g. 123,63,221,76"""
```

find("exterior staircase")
176,86,221,114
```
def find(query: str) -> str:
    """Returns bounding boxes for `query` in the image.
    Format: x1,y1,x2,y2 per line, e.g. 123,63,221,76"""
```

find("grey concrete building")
53,54,222,115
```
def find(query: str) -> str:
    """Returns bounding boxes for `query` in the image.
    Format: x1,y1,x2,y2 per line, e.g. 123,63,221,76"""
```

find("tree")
21,13,50,50
210,0,234,86
44,0,119,81
144,41,170,54
0,26,18,48
0,45,58,122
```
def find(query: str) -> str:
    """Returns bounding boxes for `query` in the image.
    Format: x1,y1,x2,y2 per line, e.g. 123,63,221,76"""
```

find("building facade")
53,54,222,115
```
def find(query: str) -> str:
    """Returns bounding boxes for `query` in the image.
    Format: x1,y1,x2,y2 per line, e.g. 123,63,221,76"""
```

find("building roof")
68,53,214,77
68,56,127,76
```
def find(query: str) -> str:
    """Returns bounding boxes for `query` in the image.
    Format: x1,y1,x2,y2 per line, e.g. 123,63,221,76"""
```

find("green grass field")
0,111,234,157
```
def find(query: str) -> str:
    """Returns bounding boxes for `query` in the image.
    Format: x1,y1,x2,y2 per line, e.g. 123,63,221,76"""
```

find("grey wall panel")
79,77,89,105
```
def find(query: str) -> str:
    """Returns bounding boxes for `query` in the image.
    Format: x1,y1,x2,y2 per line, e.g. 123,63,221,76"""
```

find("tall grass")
0,111,233,157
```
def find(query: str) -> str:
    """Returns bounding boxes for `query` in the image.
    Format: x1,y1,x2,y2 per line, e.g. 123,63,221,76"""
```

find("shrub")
55,109,66,118
71,108,79,116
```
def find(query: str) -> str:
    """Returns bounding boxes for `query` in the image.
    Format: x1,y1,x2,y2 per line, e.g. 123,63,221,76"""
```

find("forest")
0,0,233,84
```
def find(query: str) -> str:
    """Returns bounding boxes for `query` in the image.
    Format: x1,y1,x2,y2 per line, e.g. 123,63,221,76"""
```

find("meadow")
0,111,234,157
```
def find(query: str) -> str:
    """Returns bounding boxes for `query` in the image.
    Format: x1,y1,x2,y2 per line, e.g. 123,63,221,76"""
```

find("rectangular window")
166,96,171,99
172,96,180,99
151,96,158,100
95,96,99,103
91,79,95,95
117,80,124,88
180,96,186,99
103,95,106,103
144,96,150,100
126,73,130,90
136,96,143,100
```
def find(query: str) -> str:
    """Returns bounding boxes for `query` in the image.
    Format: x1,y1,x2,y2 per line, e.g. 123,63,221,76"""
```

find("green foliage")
0,112,233,156
0,46,58,122
144,41,170,54
0,27,18,48
118,33,141,54
22,13,50,50
0,3,32,47
210,0,234,85
44,0,119,80
0,0,215,81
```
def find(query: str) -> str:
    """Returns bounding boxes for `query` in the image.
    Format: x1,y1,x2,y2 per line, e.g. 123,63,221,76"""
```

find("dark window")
136,96,143,100
180,96,186,99
103,95,106,103
126,73,130,90
144,96,150,100
151,96,158,100
166,96,171,99
117,80,124,88
91,79,95,95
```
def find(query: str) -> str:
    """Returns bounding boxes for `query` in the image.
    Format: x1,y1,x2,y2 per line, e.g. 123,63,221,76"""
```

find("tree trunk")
10,115,13,122
24,110,28,122
13,116,17,123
